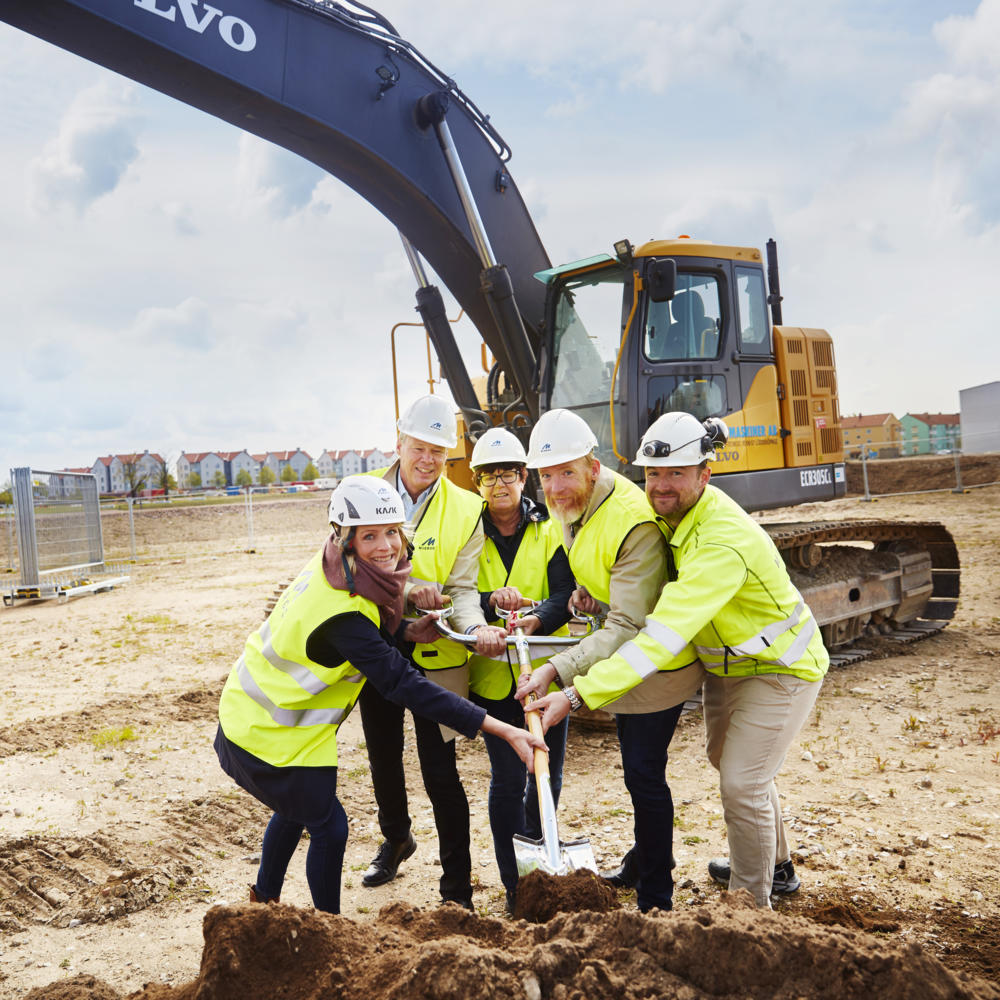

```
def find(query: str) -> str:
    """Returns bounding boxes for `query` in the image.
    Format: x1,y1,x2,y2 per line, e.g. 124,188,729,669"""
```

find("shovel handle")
507,612,551,781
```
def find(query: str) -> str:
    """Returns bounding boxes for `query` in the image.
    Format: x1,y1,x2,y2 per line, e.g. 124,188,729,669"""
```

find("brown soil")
3,489,1000,998
24,893,1000,1000
513,869,618,923
845,454,1000,496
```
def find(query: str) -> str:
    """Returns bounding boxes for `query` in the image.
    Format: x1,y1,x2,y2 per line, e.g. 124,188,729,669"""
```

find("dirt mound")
26,895,1000,1000
514,868,618,922
845,454,1000,496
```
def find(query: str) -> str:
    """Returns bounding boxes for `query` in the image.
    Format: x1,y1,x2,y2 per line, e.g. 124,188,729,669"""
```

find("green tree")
280,464,296,482
0,481,11,506
302,461,319,481
213,469,226,488
236,468,252,488
258,465,276,486
155,455,176,499
188,471,202,489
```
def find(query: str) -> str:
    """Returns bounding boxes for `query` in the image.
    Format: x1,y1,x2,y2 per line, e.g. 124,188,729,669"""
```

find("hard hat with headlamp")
526,409,599,468
634,413,729,467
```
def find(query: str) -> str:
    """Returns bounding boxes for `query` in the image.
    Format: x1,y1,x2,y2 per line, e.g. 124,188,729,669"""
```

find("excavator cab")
538,238,846,513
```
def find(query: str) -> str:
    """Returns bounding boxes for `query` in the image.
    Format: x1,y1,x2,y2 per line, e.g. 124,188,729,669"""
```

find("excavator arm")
3,0,550,422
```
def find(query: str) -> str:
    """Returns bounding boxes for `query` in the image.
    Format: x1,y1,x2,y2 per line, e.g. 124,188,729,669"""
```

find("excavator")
2,0,959,656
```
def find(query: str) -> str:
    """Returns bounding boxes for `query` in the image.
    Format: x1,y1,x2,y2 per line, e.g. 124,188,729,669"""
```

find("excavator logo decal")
133,0,257,53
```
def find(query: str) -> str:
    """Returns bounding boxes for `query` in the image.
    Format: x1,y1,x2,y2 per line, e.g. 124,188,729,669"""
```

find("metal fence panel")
6,467,127,604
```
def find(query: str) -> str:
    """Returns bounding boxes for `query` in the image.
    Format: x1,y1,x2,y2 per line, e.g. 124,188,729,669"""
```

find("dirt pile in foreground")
26,893,999,1000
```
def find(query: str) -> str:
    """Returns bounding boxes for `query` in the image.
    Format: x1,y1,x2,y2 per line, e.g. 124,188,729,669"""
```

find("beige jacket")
549,465,705,714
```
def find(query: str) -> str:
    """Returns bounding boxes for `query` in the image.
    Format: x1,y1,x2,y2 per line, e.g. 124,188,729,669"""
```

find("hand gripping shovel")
504,608,597,878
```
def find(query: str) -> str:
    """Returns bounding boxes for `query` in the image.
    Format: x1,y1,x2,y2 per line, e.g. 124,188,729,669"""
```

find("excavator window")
549,268,627,410
735,266,771,354
644,274,722,361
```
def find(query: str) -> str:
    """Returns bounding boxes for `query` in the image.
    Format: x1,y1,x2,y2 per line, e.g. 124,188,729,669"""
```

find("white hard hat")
469,427,527,469
526,409,599,468
396,395,458,448
634,412,730,467
328,475,405,527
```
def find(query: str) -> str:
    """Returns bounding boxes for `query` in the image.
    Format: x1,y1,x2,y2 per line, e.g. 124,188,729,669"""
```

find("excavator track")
764,519,960,666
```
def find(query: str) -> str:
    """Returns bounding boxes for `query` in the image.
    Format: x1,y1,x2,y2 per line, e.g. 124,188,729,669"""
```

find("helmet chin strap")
340,548,357,596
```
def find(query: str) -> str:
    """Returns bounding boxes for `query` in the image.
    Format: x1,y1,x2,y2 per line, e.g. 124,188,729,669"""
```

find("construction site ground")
1,476,999,998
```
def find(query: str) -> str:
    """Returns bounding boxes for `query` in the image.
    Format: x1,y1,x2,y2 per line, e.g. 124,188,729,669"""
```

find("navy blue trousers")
615,704,684,913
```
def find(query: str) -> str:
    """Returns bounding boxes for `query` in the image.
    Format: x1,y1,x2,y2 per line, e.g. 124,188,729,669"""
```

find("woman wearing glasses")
467,428,575,913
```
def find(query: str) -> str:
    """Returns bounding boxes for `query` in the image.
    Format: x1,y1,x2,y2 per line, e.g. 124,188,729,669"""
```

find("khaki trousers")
703,671,822,907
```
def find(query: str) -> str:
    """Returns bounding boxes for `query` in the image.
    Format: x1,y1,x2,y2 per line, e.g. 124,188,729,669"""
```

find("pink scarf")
322,535,410,634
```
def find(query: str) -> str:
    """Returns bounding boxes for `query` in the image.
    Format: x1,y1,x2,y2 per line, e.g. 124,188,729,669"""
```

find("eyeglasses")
478,469,521,487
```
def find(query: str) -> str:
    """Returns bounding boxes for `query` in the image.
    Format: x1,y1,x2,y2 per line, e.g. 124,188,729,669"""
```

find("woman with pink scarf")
215,476,543,913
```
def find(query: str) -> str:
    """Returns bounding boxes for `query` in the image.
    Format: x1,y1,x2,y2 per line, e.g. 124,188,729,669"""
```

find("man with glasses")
465,427,574,913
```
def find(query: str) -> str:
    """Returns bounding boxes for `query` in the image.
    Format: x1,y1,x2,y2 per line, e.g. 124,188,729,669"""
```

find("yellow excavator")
3,0,958,656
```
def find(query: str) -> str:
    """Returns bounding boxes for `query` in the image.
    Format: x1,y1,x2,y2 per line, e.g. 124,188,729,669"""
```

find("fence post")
4,505,14,572
952,450,965,493
860,448,872,502
127,496,137,562
245,488,255,551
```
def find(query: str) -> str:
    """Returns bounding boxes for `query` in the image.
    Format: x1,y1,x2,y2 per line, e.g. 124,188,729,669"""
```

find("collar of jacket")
663,482,719,548
483,495,547,545
569,464,616,536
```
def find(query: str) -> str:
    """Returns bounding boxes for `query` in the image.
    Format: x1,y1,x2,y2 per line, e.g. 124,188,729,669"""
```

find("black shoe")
601,847,676,889
505,889,517,916
707,857,801,894
440,895,474,912
361,834,416,888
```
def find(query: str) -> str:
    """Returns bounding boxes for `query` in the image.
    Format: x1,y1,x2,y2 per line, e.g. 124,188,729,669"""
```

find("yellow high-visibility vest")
468,516,570,700
218,546,378,768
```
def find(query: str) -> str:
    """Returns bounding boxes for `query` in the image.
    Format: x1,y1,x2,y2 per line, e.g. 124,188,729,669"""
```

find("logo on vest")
418,537,436,549
133,0,257,52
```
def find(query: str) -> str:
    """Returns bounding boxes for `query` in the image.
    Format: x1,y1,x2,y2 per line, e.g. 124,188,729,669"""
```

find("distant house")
840,413,901,458
316,449,338,478
320,449,363,477
251,454,269,482
959,381,1000,453
93,451,164,494
268,449,312,480
177,451,225,489
218,450,256,486
364,447,395,472
900,413,961,455
49,468,95,498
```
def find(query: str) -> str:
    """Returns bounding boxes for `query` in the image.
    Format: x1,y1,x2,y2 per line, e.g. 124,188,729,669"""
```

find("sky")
2,0,998,479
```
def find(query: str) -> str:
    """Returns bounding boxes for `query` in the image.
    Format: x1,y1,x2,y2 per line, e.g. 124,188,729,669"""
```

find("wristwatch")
561,685,583,712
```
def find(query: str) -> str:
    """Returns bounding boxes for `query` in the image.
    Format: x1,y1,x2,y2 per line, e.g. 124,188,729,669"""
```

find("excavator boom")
2,0,550,409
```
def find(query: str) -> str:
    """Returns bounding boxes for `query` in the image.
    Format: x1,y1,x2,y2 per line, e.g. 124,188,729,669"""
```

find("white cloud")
28,81,142,215
135,298,213,352
235,133,326,218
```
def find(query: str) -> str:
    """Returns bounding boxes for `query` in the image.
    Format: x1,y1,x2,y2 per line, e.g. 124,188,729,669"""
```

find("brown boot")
248,884,280,904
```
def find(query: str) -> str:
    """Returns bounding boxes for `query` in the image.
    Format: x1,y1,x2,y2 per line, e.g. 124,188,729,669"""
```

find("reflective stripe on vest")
696,614,819,671
408,476,484,670
468,518,568,699
567,472,655,605
218,546,379,767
